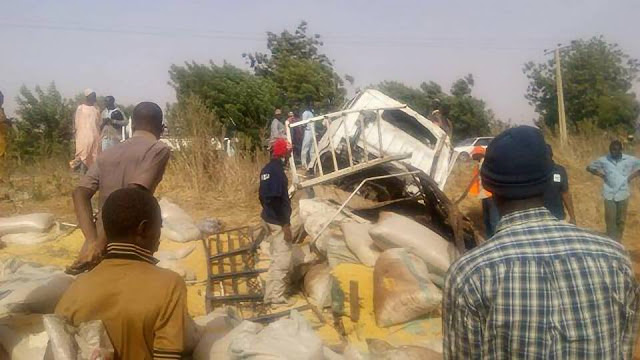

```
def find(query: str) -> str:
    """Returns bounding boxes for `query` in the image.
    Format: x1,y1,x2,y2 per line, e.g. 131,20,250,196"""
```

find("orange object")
469,161,491,198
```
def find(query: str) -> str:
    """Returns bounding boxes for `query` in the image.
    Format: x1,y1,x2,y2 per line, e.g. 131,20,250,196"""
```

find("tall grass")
159,95,268,211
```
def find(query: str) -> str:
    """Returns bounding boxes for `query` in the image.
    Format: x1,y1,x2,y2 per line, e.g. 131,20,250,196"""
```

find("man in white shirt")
300,101,315,169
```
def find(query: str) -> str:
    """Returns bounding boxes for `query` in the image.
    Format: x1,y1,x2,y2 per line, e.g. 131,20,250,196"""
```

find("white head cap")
84,88,95,97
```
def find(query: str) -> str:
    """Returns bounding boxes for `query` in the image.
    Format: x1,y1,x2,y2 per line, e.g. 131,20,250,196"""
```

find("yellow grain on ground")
314,263,442,353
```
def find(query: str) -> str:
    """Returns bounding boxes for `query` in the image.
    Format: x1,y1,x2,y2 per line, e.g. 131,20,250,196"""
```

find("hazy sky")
2,0,639,124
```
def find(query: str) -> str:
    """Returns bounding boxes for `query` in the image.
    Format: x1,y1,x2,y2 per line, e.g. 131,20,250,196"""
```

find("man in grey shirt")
269,108,286,146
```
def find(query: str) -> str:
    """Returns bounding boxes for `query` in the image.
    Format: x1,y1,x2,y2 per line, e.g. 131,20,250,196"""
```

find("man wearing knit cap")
443,126,639,359
258,138,293,304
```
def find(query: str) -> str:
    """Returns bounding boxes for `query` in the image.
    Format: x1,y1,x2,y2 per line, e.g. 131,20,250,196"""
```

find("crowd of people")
2,87,640,358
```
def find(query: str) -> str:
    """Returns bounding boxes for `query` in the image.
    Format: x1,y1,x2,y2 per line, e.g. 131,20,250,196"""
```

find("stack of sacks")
0,213,57,245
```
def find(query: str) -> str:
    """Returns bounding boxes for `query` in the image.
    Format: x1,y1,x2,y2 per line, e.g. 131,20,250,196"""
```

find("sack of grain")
341,223,380,267
228,310,324,360
159,198,201,243
303,263,334,308
373,249,442,327
0,213,55,236
369,212,458,276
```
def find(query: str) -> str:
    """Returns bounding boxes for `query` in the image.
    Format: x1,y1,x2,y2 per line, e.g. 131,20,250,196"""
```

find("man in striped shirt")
443,126,640,359
56,188,188,359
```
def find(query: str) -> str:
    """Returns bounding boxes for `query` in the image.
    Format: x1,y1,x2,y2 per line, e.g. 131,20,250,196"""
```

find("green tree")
243,21,346,112
168,61,278,143
524,36,640,131
11,82,74,159
374,81,433,115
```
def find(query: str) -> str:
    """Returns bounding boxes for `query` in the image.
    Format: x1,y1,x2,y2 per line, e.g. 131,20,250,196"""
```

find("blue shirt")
587,154,640,201
302,110,314,131
259,159,291,226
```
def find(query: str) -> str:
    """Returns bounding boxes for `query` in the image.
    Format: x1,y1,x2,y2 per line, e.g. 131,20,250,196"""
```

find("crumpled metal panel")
315,90,453,189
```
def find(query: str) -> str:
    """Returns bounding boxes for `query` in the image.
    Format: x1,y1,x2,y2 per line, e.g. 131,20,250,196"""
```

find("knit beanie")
480,126,553,199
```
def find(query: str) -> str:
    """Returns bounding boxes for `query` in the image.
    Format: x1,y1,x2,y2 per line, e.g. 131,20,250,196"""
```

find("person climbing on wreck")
258,138,294,305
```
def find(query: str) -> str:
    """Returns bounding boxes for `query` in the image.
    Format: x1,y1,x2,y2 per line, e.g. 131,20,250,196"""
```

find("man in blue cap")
443,126,639,359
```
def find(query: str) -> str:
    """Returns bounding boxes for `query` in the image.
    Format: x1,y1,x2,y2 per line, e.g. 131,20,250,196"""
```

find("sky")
1,0,639,124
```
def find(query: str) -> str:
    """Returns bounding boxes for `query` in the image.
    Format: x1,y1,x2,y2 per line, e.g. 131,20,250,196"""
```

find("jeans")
301,129,313,169
482,197,500,238
604,199,628,241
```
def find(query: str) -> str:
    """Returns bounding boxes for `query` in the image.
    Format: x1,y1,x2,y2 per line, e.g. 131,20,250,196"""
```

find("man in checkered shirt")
443,126,640,359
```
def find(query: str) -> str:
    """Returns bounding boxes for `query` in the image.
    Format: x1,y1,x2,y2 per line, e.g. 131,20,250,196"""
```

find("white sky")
1,0,639,124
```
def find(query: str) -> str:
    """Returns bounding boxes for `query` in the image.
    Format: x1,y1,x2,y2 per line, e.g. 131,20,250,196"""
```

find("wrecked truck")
284,89,479,254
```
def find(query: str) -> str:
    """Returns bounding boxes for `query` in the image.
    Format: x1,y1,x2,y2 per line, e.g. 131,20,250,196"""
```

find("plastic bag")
367,339,442,360
341,223,380,267
228,310,324,360
197,218,223,235
369,212,458,276
190,307,242,360
43,314,115,360
0,258,74,317
0,213,55,236
159,198,201,242
193,320,263,360
373,249,442,327
303,263,334,308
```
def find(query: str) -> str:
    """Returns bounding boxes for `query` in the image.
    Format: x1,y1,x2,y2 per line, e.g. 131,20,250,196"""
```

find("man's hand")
282,224,293,243
568,217,577,225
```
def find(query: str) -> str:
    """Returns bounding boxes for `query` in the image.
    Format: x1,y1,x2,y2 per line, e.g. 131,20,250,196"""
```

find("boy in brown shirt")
56,188,187,360
68,102,170,274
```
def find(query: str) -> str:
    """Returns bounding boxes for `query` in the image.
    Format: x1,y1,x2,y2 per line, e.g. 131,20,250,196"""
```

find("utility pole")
545,44,570,146
554,47,568,146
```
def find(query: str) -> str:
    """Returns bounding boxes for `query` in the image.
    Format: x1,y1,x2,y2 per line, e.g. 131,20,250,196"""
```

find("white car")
454,137,493,161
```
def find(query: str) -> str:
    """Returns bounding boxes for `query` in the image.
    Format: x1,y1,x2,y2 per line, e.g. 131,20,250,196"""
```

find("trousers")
262,222,292,304
604,199,628,242
301,129,313,169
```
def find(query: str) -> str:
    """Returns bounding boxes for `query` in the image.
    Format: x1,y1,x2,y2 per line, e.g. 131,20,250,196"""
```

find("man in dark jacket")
259,138,293,304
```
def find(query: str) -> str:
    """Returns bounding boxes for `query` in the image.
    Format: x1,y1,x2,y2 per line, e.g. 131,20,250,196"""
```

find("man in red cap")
258,138,293,304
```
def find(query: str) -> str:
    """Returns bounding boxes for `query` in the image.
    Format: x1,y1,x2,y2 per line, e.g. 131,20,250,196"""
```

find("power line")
0,20,543,51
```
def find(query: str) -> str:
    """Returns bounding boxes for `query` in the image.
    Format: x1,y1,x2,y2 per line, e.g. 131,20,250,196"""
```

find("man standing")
100,96,128,151
68,102,170,274
544,144,576,224
587,140,640,241
56,188,188,359
70,89,101,173
269,108,286,146
300,101,315,169
259,138,293,305
444,126,639,359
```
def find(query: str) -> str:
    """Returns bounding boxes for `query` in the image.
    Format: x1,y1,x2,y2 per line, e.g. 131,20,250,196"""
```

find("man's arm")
586,159,606,179
443,273,484,359
109,110,128,127
562,191,577,225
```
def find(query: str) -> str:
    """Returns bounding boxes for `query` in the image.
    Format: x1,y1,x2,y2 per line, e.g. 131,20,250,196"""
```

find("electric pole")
545,44,570,146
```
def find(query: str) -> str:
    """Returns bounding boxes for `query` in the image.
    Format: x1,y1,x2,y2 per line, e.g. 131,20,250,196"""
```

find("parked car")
454,137,493,161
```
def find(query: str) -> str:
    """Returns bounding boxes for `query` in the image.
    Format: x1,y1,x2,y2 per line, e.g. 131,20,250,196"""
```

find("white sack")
43,314,115,360
0,213,55,236
373,249,442,327
341,223,380,267
0,314,48,360
303,263,334,308
154,243,196,261
326,231,360,269
369,212,458,276
156,260,196,281
228,310,323,360
159,198,201,242
367,339,442,360
192,307,244,360
0,258,74,317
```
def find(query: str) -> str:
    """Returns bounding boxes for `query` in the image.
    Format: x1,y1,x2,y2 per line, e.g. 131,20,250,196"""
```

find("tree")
11,82,74,159
244,21,346,112
168,61,278,143
524,36,640,131
371,74,493,140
